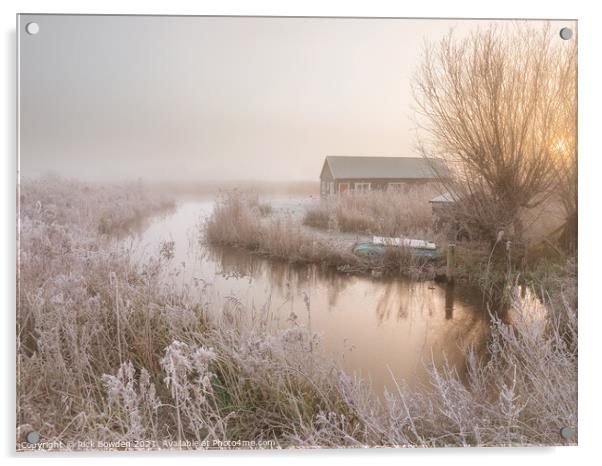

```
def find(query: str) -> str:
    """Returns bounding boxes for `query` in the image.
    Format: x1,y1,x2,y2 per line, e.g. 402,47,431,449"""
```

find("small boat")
353,236,440,259
353,242,387,257
372,235,437,250
410,248,440,259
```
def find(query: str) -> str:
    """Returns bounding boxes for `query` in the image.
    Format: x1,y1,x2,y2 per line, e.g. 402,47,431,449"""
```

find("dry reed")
303,186,438,238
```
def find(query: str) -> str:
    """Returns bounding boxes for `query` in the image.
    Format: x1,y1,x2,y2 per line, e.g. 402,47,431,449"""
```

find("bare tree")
550,38,577,252
414,23,577,247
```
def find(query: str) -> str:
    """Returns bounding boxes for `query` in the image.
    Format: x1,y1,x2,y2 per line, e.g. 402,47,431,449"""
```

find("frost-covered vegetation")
19,176,175,235
204,191,436,278
16,178,576,449
303,186,437,238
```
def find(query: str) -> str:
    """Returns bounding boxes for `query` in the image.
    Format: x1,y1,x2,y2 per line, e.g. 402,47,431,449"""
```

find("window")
338,182,350,193
354,182,371,192
388,183,404,191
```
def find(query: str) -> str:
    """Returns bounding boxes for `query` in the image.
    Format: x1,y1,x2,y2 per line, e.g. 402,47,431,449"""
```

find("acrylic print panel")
17,14,577,451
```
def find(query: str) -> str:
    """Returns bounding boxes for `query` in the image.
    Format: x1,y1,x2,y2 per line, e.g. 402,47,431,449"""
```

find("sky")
18,15,573,182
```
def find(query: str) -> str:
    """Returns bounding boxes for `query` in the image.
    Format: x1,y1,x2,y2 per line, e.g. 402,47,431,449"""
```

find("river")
122,198,490,395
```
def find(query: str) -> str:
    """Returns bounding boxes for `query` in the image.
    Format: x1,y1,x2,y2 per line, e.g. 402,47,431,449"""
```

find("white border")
3,1,601,465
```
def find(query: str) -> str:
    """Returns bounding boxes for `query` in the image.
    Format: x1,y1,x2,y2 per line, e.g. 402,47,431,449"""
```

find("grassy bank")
17,179,577,449
204,191,437,279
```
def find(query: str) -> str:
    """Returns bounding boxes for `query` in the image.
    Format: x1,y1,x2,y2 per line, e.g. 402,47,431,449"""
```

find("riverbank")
204,191,442,280
204,191,577,302
17,178,577,448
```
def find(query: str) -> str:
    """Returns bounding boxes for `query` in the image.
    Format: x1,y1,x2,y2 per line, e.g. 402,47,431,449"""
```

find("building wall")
319,159,439,196
320,161,335,196
331,178,434,193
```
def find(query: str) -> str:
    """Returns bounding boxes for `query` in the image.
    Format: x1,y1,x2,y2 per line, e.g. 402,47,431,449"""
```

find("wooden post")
447,243,456,284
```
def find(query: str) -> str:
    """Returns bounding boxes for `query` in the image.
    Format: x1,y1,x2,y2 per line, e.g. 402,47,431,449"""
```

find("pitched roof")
324,156,446,180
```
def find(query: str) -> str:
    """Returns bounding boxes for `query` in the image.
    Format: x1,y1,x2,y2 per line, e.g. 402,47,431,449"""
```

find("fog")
18,15,570,182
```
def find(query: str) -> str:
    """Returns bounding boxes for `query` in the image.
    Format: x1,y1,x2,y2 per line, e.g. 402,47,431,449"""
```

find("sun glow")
553,138,568,153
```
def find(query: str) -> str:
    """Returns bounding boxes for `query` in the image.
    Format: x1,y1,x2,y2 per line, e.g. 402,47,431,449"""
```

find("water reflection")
122,200,491,394
206,244,485,325
445,283,454,320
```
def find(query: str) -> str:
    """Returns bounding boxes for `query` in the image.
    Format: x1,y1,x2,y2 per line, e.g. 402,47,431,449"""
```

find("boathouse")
319,156,446,196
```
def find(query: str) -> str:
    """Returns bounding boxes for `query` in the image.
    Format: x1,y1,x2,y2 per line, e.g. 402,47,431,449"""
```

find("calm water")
122,199,490,395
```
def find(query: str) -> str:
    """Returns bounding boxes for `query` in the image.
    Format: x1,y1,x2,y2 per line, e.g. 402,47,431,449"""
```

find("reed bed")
17,179,577,450
204,191,436,278
303,186,438,238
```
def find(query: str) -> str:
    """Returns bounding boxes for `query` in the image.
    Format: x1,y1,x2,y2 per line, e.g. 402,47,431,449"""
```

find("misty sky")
18,15,572,182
